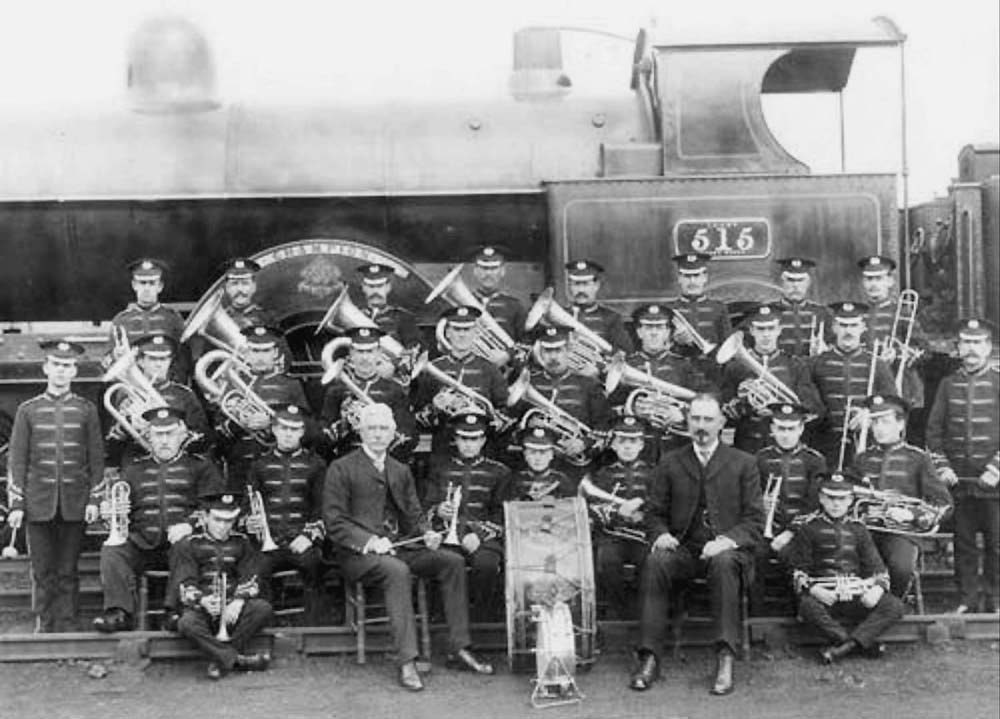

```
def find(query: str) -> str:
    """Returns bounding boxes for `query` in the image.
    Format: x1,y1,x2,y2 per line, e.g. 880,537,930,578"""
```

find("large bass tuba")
194,349,276,445
411,353,515,432
603,355,694,436
715,331,801,411
524,288,613,375
425,264,517,364
507,371,609,466
103,348,169,453
180,290,247,354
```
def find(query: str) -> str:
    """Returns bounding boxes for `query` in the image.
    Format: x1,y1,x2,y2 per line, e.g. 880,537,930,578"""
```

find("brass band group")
3,246,998,696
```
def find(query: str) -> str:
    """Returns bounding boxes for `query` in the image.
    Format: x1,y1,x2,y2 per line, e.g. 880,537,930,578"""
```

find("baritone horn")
102,348,169,453
426,265,517,363
180,290,247,354
194,349,276,444
603,355,693,435
524,288,613,374
715,331,801,411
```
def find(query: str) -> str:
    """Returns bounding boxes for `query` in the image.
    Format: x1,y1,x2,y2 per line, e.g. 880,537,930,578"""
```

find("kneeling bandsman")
173,491,274,680
247,404,328,624
510,427,576,501
579,416,652,619
94,407,224,633
425,412,512,621
784,474,904,664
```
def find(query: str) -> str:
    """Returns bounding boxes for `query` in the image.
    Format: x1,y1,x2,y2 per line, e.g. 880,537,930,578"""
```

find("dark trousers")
100,541,174,615
954,496,1000,608
798,591,904,648
339,547,471,665
177,598,274,670
595,537,647,618
258,545,324,622
637,546,751,656
464,542,504,622
874,534,919,598
26,519,85,632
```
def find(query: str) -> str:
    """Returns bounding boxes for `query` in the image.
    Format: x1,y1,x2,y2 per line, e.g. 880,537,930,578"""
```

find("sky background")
0,0,996,203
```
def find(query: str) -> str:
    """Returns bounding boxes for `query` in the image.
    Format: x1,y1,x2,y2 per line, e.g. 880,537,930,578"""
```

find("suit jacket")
323,448,426,555
646,443,764,550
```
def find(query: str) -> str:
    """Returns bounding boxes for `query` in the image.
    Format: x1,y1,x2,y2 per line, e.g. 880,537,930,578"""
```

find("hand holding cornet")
981,467,1000,489
289,535,311,554
423,530,443,551
85,503,100,524
937,466,959,487
770,530,794,553
436,499,457,521
809,583,838,607
461,532,481,554
6,510,23,530
651,532,679,552
860,583,884,609
222,598,244,627
618,497,644,519
245,513,264,535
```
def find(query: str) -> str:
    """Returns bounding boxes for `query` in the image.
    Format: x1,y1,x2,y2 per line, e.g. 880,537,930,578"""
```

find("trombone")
524,288,614,375
883,289,923,394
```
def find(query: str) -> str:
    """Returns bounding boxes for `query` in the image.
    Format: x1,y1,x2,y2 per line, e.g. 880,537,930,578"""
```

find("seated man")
509,427,576,501
94,407,223,633
173,491,274,679
324,403,493,692
783,474,904,664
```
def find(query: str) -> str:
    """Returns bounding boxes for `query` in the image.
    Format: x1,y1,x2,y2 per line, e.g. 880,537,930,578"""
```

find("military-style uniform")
425,453,512,620
926,360,1000,609
568,303,634,353
851,440,952,596
775,299,834,358
99,451,224,617
475,288,526,343
721,348,824,454
7,389,104,632
755,443,827,534
362,303,423,349
321,369,417,460
864,297,928,408
783,509,904,650
109,302,186,348
174,527,273,672
664,295,732,351
508,466,576,501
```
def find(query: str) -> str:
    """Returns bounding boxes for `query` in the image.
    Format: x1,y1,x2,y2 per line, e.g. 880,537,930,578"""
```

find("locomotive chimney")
509,27,572,101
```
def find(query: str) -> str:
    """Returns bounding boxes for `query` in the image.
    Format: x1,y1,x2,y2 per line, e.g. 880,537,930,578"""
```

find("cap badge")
649,306,660,314
465,415,477,425
221,495,234,505
969,319,980,329
483,247,495,256
457,307,469,317
843,302,854,312
141,261,153,270
759,306,771,316
868,257,879,266
575,261,586,270
791,259,802,268
545,327,557,336
157,408,169,419
872,396,884,406
532,428,545,438
234,260,246,269
57,342,69,351
288,406,299,415
686,254,696,262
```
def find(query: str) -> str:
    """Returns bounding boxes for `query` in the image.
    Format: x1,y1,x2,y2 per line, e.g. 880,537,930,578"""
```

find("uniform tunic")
755,443,828,535
774,299,834,358
569,303,634,353
474,289,526,343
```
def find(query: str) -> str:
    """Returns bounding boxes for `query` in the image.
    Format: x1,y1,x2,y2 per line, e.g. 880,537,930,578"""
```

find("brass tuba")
104,481,131,547
507,371,609,466
425,264,517,364
194,349,276,445
715,331,801,411
180,290,247,354
850,485,949,536
671,310,718,356
603,355,694,435
103,348,169,453
524,288,613,375
411,352,515,432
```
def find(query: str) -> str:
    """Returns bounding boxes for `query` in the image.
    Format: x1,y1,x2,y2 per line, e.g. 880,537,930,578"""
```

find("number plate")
672,219,771,259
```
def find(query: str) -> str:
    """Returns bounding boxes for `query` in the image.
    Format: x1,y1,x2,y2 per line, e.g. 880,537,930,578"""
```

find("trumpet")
579,477,647,544
426,265,517,364
509,372,609,466
604,355,694,435
180,290,248,354
104,481,131,547
762,473,782,539
850,485,949,536
213,571,230,642
412,353,515,432
525,288,613,375
102,348,169,453
671,310,717,356
715,331,801,411
247,484,278,552
808,315,828,357
194,349,276,445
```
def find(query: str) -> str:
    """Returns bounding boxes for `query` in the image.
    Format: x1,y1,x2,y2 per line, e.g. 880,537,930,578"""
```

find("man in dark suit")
630,393,764,696
323,403,493,692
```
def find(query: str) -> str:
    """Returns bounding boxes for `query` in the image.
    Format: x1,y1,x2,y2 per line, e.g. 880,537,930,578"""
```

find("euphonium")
603,355,694,435
525,288,613,375
411,352,515,431
426,265,517,363
247,484,278,552
102,348,169,453
671,310,717,355
180,290,247,354
762,473,782,539
508,371,608,466
850,485,949,536
578,477,647,544
194,349,276,445
104,481,131,547
715,331,800,411
213,571,230,642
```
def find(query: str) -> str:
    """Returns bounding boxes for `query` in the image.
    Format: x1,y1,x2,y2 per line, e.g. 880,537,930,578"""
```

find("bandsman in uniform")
324,403,493,692
173,490,274,679
425,412,512,621
857,255,929,422
93,406,223,633
562,259,633,354
773,257,833,358
356,263,423,350
469,245,526,344
720,304,824,454
107,258,190,381
220,258,276,330
413,306,508,457
850,394,952,598
320,326,416,462
664,253,731,384
6,339,103,632
247,404,327,624
925,318,1000,613
509,427,576,501
578,415,653,619
783,474,904,664
809,301,895,469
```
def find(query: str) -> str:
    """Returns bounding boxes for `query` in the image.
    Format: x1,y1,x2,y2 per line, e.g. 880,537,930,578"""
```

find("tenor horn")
604,355,694,434
411,352,515,431
103,348,169,452
195,349,276,445
524,288,612,374
426,265,516,363
180,291,247,354
715,331,800,411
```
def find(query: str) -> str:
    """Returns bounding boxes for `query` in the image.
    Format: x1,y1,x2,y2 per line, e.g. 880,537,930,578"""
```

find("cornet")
715,331,801,412
426,265,517,364
671,311,717,356
443,482,463,546
247,485,278,552
213,571,230,642
808,315,828,357
103,348,169,453
180,290,248,354
104,481,131,547
525,288,613,375
195,349,276,445
801,574,876,602
762,473,782,539
411,353,515,432
604,355,693,435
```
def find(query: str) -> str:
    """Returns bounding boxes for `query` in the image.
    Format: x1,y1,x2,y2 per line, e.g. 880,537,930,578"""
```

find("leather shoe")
860,642,886,660
206,662,224,680
447,648,495,675
820,639,858,665
235,652,271,671
710,648,734,695
93,608,132,634
399,661,425,692
629,651,659,691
